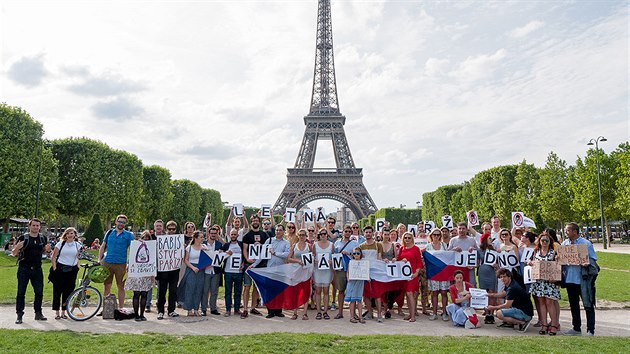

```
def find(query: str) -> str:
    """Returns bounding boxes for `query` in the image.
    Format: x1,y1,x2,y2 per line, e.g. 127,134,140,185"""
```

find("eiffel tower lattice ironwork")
273,0,377,219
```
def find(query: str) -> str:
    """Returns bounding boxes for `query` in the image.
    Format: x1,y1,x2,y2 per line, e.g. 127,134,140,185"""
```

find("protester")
241,214,268,318
446,270,473,327
258,223,290,318
476,232,498,324
448,222,478,286
201,226,223,316
183,221,196,247
180,230,208,316
313,228,333,320
222,229,244,317
125,231,155,321
288,228,314,320
350,222,365,243
333,225,359,319
346,247,367,324
426,229,449,321
324,216,340,311
262,210,275,239
50,227,81,320
306,225,317,244
440,226,450,245
286,222,298,246
562,222,598,336
486,268,533,332
226,207,250,242
156,220,181,320
528,232,560,335
146,219,165,313
99,214,134,310
359,225,383,321
398,232,422,322
381,226,402,319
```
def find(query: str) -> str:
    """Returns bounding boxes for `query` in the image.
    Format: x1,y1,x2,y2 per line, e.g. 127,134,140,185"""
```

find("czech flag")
365,261,407,299
247,264,313,310
424,251,468,282
197,250,213,270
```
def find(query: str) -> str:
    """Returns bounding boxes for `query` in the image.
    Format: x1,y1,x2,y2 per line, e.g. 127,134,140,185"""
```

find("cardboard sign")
557,244,589,265
442,215,453,230
285,208,297,223
407,224,417,237
511,212,524,228
157,234,185,272
303,209,314,223
498,251,519,270
332,253,344,270
376,218,386,232
301,252,314,267
520,247,535,263
128,240,157,277
233,203,244,217
455,251,477,267
348,260,370,280
523,265,534,284
467,210,479,226
317,252,331,270
470,288,488,309
424,221,436,233
203,213,212,229
225,254,241,272
532,260,562,281
483,250,498,265
260,204,271,218
315,207,327,223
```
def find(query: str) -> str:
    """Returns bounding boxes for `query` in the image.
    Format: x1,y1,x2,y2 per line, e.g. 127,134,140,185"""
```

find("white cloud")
509,20,545,38
449,48,507,82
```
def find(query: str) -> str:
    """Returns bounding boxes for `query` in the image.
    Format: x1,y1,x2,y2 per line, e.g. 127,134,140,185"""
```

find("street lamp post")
587,136,607,249
34,140,43,218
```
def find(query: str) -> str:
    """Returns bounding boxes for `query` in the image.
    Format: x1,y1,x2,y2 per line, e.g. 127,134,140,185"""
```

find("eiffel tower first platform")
273,0,377,219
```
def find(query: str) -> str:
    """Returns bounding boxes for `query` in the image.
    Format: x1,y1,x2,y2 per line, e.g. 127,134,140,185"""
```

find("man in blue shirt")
562,222,598,336
99,214,135,309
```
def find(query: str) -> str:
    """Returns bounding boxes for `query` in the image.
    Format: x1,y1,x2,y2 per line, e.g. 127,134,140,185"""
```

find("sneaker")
34,313,47,321
157,313,164,320
211,310,221,316
15,314,23,325
201,310,207,316
587,331,594,336
564,328,582,336
384,311,392,319
224,311,231,317
377,316,383,323
330,303,337,311
363,313,373,320
519,320,531,332
265,313,275,319
141,316,147,321
250,308,262,316
240,311,248,319
429,314,437,321
276,313,285,318
168,312,179,318
145,307,151,313
442,313,449,321
135,316,142,322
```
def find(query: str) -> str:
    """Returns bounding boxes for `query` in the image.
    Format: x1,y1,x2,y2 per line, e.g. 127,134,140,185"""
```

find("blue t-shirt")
561,236,597,285
334,239,359,271
103,229,134,264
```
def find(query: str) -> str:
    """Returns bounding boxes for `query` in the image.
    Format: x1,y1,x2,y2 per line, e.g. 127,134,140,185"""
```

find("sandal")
359,318,366,324
334,313,343,319
55,315,61,320
302,314,309,320
409,318,416,322
291,314,298,320
350,318,357,323
422,310,431,316
548,325,558,336
316,312,322,320
61,314,67,319
323,312,330,320
403,315,411,321
539,324,548,335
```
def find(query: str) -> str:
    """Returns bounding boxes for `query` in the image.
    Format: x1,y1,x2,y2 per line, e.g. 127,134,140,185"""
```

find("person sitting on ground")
485,268,534,332
446,270,473,327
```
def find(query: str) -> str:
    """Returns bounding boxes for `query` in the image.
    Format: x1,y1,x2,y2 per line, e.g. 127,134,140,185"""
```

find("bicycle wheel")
66,286,103,321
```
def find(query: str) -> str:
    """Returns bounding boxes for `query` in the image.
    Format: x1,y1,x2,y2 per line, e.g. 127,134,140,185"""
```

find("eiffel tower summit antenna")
273,0,377,219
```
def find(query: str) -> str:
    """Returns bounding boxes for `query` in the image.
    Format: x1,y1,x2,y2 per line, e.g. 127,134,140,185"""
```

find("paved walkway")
2,305,628,337
593,243,630,254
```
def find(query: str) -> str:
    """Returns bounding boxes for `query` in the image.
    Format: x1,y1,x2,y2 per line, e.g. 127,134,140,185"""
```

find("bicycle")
66,251,108,321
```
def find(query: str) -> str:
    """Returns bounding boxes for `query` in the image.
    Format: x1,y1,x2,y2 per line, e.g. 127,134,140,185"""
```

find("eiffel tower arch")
273,0,377,219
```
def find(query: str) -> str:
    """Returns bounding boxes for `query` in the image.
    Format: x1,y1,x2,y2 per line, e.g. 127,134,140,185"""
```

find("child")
124,230,155,321
345,247,367,324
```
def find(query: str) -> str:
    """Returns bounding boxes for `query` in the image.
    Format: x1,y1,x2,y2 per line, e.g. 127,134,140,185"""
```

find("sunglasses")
288,226,296,229
263,222,271,225
344,230,351,233
500,233,509,236
352,252,361,255
327,221,335,224
319,233,327,236
403,237,412,240
352,226,359,229
308,229,315,232
116,220,126,225
167,228,176,231
541,239,549,243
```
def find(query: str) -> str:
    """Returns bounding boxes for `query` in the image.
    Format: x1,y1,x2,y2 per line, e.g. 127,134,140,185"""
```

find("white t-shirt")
55,241,80,266
225,242,242,274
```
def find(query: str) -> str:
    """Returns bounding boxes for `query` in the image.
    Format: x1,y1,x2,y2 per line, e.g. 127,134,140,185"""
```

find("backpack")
17,234,47,265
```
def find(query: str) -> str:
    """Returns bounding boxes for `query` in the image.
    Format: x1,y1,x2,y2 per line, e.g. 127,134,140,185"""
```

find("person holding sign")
125,231,156,321
288,228,314,320
183,222,196,247
345,248,367,324
201,226,223,316
446,270,474,327
498,229,521,293
562,223,598,336
358,226,383,321
156,220,182,320
528,233,560,335
332,225,359,320
285,222,299,246
426,229,450,321
221,229,244,317
313,229,334,320
476,232,498,324
241,215,268,319
225,207,250,242
181,231,208,316
398,232,423,323
485,269,533,332
381,227,403,319
448,222,478,286
440,226,451,245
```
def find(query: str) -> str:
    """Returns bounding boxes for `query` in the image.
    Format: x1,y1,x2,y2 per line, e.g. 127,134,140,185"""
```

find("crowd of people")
12,213,599,336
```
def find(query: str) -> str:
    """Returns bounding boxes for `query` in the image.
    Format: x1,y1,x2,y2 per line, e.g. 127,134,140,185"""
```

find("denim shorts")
501,308,532,321
243,272,253,286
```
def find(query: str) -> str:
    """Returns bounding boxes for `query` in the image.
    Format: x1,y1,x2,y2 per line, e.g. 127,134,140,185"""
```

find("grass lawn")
0,330,629,353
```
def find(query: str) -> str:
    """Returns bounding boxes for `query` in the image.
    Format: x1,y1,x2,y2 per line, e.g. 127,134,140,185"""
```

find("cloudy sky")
2,0,628,214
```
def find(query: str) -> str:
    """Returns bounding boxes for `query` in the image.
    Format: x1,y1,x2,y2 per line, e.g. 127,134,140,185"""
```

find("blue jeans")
224,272,243,313
501,307,532,322
202,273,221,312
16,265,44,315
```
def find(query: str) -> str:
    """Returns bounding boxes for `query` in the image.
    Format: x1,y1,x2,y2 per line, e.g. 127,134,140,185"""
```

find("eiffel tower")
273,0,377,219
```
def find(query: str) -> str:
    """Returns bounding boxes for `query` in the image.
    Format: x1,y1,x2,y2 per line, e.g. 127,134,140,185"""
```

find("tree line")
0,103,224,234
421,144,630,235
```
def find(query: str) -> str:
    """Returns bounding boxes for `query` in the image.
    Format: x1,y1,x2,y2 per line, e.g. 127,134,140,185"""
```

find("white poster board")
317,252,331,270
376,218,386,232
442,215,453,230
470,288,488,309
332,253,344,270
233,203,244,217
128,240,157,277
511,212,524,228
285,208,296,223
225,254,242,272
260,204,272,218
348,260,370,280
157,234,185,272
467,210,479,226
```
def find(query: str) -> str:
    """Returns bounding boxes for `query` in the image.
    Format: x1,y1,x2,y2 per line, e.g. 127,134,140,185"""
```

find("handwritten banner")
532,260,561,281
157,234,184,272
128,240,157,277
470,288,488,309
557,244,589,266
348,260,370,280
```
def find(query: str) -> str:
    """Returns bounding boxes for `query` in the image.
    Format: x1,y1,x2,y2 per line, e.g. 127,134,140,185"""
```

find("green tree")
83,213,104,244
0,104,59,223
200,188,223,227
98,148,144,226
611,142,630,219
539,152,573,230
170,179,203,226
449,181,472,224
142,165,174,226
514,160,541,221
